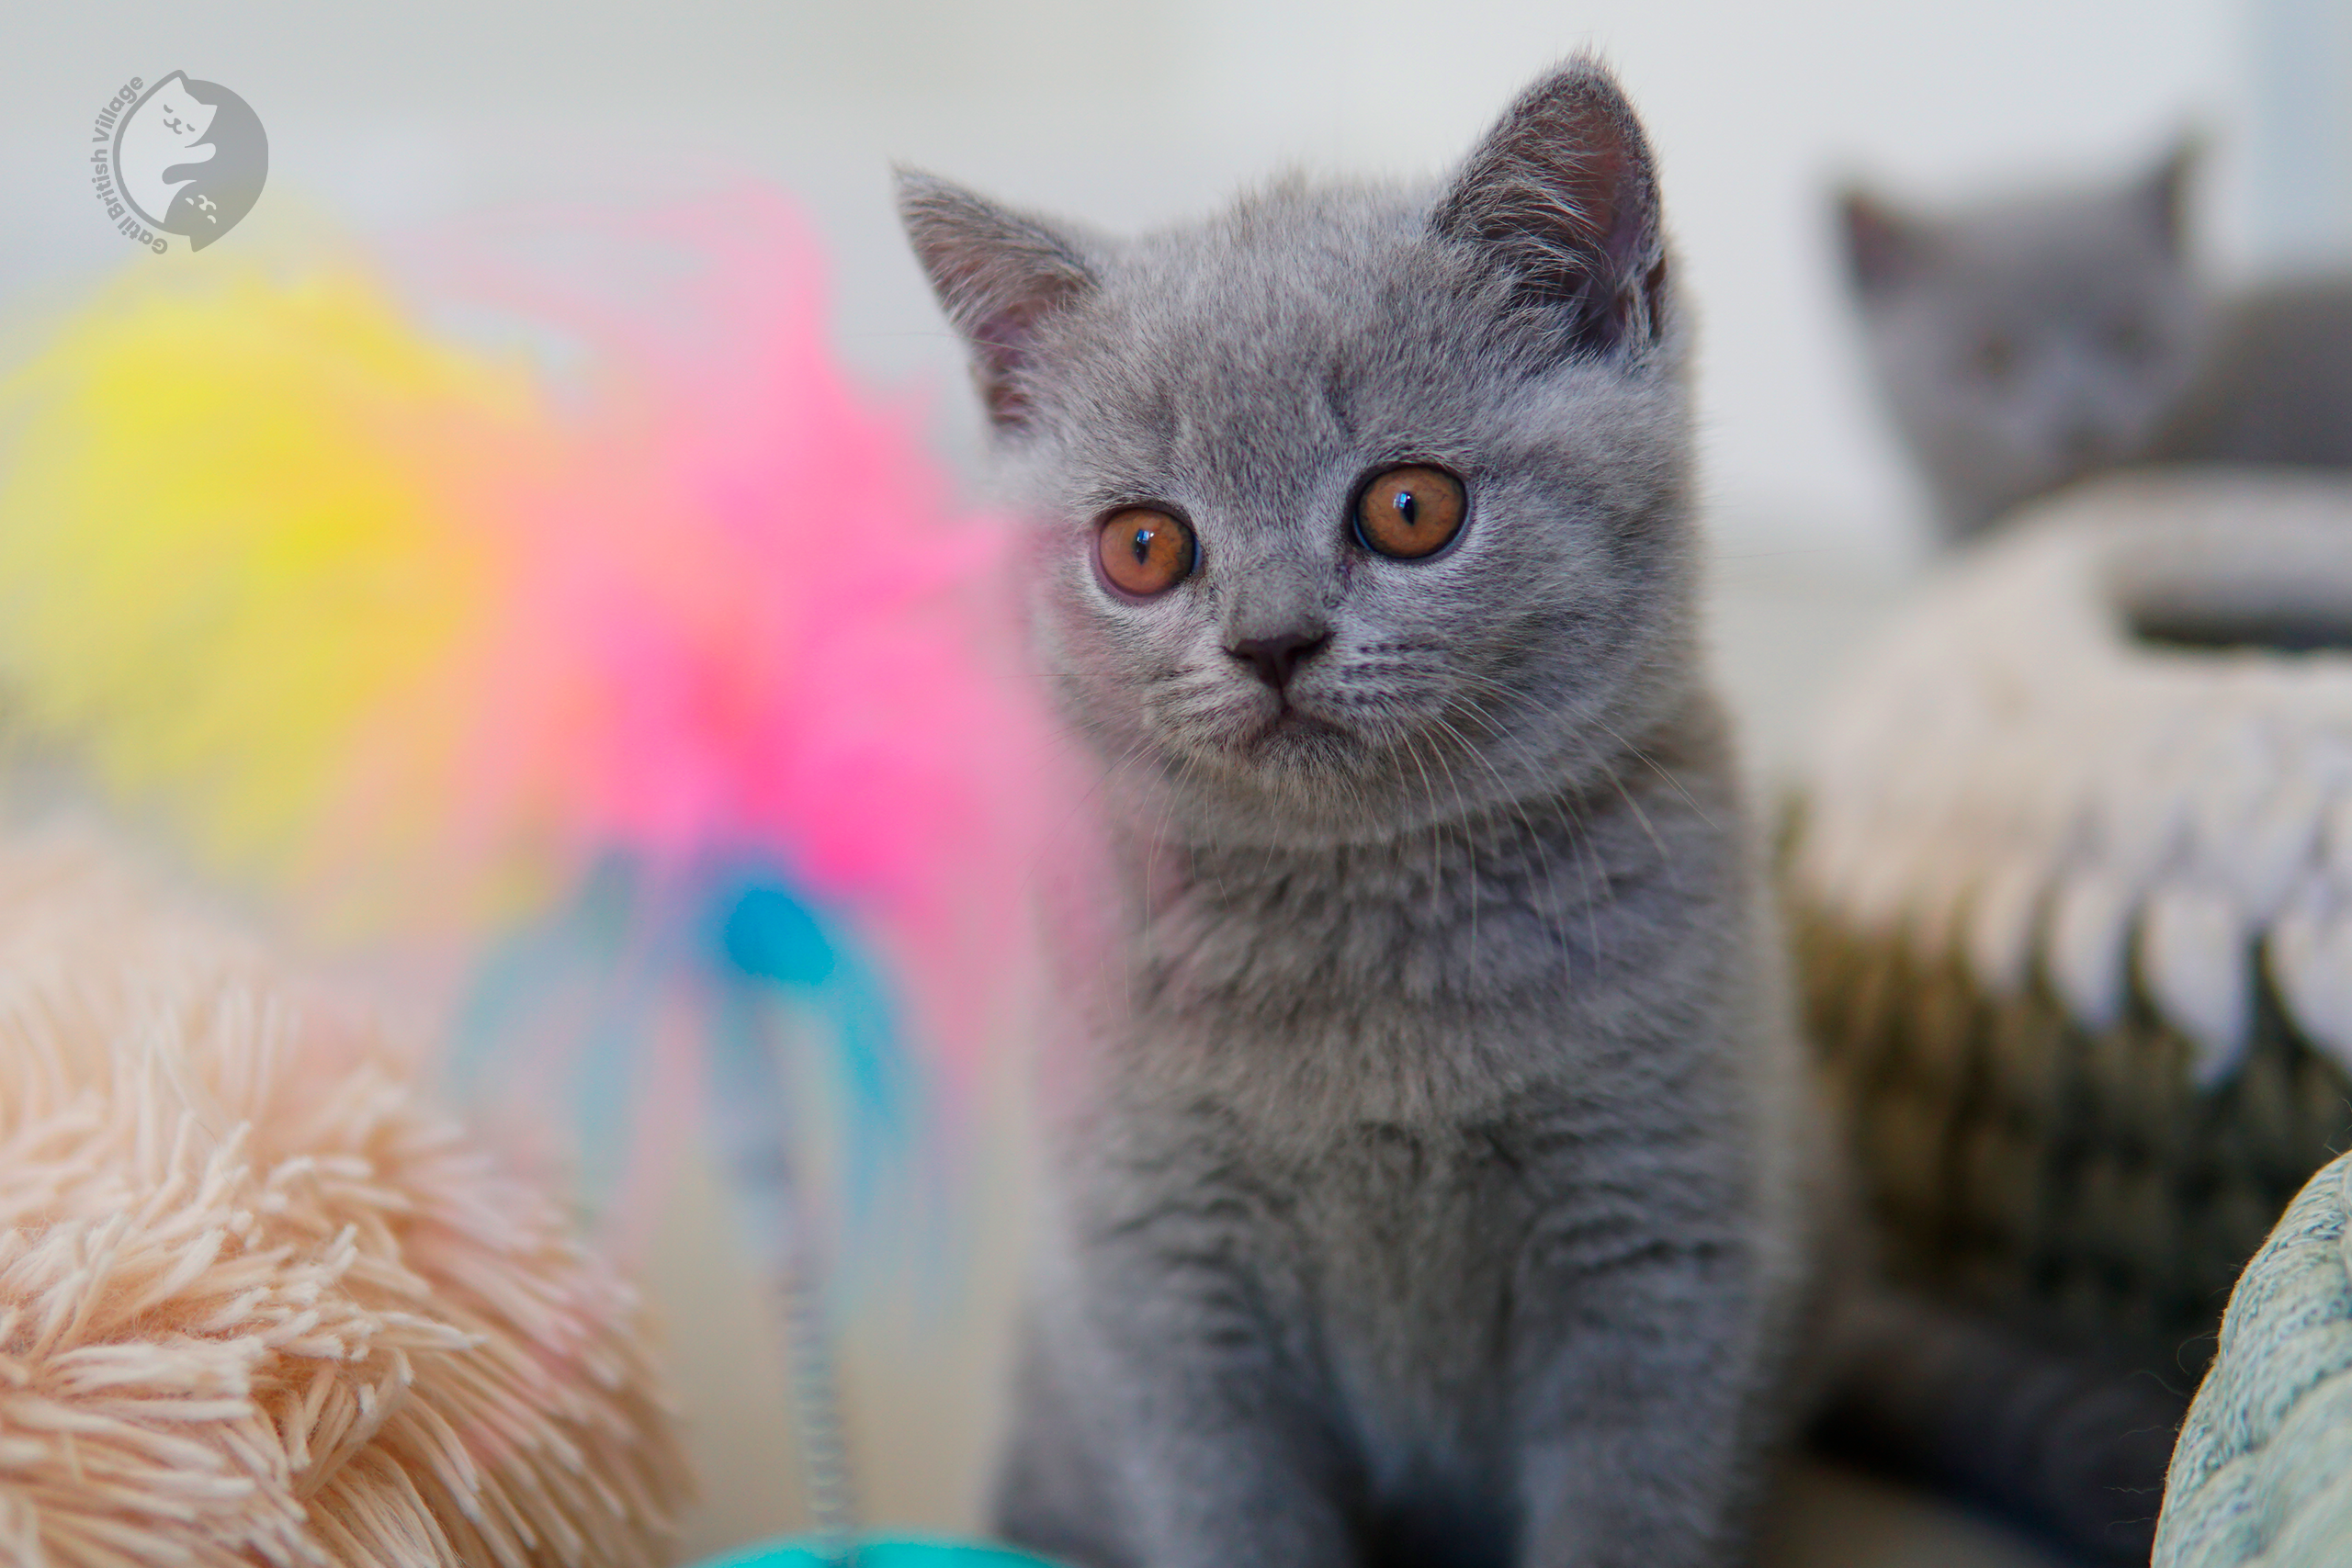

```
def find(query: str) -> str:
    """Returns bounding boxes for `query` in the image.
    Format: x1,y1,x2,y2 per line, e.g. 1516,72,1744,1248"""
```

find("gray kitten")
1841,145,2352,541
1839,146,2206,538
902,61,1825,1568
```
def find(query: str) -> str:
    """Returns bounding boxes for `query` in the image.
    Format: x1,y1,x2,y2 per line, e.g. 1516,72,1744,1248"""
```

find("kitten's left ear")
897,169,1100,432
1838,186,1928,298
1434,58,1668,358
2139,134,2202,257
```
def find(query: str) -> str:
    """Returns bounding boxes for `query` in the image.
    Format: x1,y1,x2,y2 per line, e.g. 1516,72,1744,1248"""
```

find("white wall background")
5,0,2342,562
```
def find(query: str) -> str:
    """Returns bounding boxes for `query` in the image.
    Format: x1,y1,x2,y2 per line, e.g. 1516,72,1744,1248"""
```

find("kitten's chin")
1244,706,1351,754
1219,701,1380,795
1174,711,1491,847
1128,702,1553,848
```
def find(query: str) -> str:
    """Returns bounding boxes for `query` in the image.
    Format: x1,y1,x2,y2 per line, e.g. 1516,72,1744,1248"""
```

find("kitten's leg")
1096,1369,1360,1568
1072,1280,1362,1567
993,1312,1136,1568
1510,1247,1783,1568
990,1303,1368,1568
1008,1174,1362,1568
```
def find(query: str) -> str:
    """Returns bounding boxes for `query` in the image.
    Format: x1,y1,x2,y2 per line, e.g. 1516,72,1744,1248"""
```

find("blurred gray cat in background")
1840,144,2352,540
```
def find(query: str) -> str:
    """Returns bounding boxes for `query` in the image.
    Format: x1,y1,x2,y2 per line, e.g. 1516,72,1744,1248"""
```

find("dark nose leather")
1227,630,1329,690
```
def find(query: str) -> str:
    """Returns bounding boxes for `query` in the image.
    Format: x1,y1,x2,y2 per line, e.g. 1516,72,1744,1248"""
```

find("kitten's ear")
1434,59,1668,358
2139,135,2201,257
897,168,1099,431
1838,186,1927,298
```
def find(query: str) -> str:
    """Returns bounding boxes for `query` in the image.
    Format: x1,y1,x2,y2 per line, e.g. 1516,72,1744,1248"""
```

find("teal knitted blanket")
2159,1152,2352,1565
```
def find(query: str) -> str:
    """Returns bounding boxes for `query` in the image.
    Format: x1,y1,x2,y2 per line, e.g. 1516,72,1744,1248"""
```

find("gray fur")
903,61,1823,1568
1840,144,2352,541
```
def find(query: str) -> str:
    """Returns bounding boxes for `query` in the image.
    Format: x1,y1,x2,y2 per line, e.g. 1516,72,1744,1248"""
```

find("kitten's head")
1839,142,2207,538
901,62,1699,850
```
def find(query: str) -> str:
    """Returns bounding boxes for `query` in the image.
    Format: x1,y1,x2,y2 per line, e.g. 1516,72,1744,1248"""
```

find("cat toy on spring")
0,192,1067,1568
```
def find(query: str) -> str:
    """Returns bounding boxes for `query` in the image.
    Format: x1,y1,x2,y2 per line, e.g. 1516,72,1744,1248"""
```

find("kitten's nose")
1227,629,1329,691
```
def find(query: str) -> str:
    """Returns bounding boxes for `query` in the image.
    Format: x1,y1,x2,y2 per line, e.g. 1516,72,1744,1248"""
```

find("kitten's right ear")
896,168,1099,432
1838,186,1925,298
1434,59,1668,358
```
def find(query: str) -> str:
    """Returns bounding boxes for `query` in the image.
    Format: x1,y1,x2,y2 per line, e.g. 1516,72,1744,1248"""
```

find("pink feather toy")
0,188,1071,1562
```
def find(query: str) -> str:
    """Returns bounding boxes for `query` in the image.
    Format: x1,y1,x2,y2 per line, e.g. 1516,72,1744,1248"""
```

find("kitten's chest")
1297,1126,1528,1437
1132,827,1582,1017
1106,802,1735,1122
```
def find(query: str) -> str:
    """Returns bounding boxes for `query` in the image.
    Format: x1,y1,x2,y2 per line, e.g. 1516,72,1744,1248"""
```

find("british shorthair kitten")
903,60,1823,1568
1841,143,2352,540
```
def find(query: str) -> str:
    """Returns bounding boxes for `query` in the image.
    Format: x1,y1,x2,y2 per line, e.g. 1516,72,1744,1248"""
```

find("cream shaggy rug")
0,825,692,1567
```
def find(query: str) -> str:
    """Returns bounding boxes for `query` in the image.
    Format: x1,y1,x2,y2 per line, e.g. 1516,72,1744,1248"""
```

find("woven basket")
1787,472,2352,1370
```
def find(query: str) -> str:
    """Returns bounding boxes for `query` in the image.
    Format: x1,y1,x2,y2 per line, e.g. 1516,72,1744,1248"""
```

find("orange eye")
1354,465,1466,559
1096,507,1196,596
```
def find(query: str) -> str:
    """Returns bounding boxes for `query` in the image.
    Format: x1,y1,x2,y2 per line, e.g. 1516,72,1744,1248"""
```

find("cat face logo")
93,73,266,253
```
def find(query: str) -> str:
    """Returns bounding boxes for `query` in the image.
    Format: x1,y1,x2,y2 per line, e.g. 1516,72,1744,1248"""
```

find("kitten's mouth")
1244,703,1349,750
